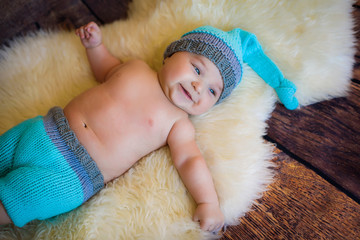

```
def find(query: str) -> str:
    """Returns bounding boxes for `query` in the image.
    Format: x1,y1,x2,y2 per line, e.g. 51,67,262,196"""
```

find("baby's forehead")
195,53,224,85
194,53,224,95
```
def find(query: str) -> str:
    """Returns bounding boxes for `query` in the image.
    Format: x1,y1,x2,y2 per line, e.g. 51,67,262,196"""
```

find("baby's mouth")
181,84,193,101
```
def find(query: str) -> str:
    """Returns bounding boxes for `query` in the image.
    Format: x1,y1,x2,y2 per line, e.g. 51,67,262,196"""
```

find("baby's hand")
193,202,224,233
75,22,102,49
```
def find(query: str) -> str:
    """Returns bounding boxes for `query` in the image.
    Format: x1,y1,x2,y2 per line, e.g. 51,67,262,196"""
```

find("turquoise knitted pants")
0,107,104,227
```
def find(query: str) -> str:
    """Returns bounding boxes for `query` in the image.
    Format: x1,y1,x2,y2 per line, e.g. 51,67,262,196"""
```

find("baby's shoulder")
107,58,156,83
169,117,195,138
122,59,153,72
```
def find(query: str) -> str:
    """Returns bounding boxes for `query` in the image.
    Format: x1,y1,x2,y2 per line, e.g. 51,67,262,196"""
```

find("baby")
0,22,298,231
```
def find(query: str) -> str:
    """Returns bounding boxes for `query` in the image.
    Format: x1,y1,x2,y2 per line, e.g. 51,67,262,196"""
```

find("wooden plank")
221,150,360,240
354,53,360,81
83,0,132,24
0,0,131,47
266,82,360,201
35,0,99,30
0,0,41,46
0,0,94,46
353,4,360,81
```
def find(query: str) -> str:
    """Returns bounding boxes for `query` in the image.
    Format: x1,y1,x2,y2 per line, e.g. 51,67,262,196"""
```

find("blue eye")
194,66,200,75
210,88,216,96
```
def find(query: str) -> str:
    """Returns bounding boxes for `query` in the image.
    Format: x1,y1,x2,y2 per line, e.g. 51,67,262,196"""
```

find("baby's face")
159,52,223,115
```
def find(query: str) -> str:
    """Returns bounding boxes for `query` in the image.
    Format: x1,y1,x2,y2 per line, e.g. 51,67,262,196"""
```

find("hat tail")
240,31,299,110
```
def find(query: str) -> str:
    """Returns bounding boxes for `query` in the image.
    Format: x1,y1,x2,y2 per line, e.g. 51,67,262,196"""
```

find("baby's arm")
168,118,224,232
76,22,122,83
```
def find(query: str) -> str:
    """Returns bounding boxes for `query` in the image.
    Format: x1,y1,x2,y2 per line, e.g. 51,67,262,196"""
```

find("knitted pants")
0,107,104,227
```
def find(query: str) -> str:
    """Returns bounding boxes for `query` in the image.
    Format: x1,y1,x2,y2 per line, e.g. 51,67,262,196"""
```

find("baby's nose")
192,81,203,94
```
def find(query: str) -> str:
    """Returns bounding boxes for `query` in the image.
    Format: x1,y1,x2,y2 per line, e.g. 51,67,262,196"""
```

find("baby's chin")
180,105,213,116
170,93,215,115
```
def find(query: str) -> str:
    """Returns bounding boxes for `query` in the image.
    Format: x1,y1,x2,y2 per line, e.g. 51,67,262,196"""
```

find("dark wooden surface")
266,82,360,200
0,0,131,47
222,150,360,240
0,0,359,239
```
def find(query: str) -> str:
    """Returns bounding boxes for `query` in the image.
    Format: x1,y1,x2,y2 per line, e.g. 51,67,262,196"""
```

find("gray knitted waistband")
43,107,104,201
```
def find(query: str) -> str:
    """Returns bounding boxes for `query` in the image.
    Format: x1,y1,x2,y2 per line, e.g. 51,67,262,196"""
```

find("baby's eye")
194,65,200,75
209,88,216,96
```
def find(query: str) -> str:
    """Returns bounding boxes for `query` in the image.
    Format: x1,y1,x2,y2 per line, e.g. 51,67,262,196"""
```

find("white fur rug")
0,0,355,239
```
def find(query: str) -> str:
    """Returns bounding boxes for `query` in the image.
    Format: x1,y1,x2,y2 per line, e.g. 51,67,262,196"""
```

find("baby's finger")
77,28,85,39
86,21,96,28
85,26,92,34
215,224,222,232
89,21,100,32
85,22,96,34
207,222,219,232
200,221,212,231
84,29,91,39
75,27,83,36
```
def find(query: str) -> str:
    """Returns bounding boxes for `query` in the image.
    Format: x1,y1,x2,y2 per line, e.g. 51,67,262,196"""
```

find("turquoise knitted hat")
163,26,299,110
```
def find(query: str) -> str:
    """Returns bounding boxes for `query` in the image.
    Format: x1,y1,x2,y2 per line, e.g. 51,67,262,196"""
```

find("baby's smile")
180,84,193,102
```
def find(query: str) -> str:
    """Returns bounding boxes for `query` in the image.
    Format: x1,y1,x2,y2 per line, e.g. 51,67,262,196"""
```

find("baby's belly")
63,107,128,183
63,104,166,183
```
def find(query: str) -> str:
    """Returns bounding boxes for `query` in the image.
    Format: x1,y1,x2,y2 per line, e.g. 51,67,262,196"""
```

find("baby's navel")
83,122,88,128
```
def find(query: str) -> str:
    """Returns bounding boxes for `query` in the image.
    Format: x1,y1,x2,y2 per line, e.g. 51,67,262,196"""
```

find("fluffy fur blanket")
0,0,355,239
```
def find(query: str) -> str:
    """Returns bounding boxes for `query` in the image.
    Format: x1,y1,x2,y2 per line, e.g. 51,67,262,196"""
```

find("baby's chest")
135,104,176,138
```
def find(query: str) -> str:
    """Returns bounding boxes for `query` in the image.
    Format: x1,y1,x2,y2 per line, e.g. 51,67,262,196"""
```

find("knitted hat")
163,26,299,110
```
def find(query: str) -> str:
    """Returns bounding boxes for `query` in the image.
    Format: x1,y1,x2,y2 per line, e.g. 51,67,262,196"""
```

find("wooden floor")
1,0,359,239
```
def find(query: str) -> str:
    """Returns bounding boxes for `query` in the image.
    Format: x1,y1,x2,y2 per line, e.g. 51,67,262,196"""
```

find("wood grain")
0,0,130,46
266,82,360,201
221,149,360,240
83,0,132,24
353,3,360,82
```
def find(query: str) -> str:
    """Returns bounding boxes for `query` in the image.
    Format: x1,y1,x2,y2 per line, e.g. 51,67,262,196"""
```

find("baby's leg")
0,117,40,176
0,200,11,225
0,165,86,227
0,117,42,226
